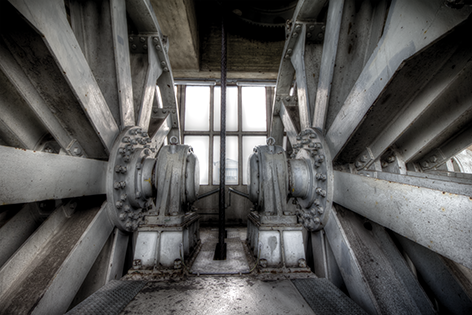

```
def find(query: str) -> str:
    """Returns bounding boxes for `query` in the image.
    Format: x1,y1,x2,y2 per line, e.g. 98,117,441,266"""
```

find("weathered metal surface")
9,0,120,152
0,145,107,205
325,206,436,315
326,0,472,158
333,170,472,269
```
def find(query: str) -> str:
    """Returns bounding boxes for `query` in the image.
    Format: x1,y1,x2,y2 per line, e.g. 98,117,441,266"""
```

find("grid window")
181,85,271,186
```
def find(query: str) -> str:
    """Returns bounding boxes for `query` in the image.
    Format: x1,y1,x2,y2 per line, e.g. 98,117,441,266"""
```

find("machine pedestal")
247,211,310,272
132,212,200,271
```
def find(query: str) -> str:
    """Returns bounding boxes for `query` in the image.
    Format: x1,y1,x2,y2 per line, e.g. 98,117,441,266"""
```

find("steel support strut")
216,9,227,260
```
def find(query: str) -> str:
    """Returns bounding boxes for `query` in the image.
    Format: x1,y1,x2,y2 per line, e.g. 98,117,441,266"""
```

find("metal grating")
292,278,368,315
66,280,146,315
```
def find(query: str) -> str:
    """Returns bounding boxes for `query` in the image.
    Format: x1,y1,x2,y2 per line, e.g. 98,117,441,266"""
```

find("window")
180,84,272,186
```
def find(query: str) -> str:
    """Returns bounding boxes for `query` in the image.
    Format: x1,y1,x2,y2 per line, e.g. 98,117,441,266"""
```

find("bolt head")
381,161,389,168
119,213,126,220
139,37,145,43
429,155,438,163
318,207,324,214
116,201,123,209
287,49,292,54
120,181,126,188
421,161,430,168
387,155,396,163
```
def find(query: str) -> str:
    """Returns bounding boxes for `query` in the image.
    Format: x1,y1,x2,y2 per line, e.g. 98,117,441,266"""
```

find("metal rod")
197,188,220,200
216,8,227,260
228,187,250,199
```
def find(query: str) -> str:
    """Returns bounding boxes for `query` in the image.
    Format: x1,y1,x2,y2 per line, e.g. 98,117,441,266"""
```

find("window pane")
242,136,267,185
213,136,238,185
242,87,266,131
214,86,238,132
185,86,210,131
184,136,209,185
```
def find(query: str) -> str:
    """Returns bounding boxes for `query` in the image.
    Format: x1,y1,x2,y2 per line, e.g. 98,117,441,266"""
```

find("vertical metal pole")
216,10,227,260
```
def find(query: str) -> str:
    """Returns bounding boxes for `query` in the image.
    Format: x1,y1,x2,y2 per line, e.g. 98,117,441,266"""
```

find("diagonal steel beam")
326,0,472,158
9,0,119,152
333,170,472,269
0,145,107,205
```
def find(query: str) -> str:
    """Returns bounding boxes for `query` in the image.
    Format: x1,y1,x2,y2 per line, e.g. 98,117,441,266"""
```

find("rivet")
114,182,121,189
119,213,126,221
121,193,127,201
309,25,315,31
132,44,137,50
139,37,145,43
307,33,312,38
285,96,291,101
143,45,147,50
116,201,123,209
287,49,292,54
120,181,126,188
164,67,169,72
318,33,323,39
153,37,159,43
161,61,166,67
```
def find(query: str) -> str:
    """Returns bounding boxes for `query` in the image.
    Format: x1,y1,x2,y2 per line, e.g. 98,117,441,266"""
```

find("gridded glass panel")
213,136,238,185
185,86,210,131
214,86,238,132
242,87,266,131
184,136,209,185
242,136,267,185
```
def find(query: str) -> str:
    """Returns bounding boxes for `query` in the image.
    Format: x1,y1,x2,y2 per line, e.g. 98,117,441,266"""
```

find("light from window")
184,136,209,185
242,136,267,184
214,86,238,132
185,86,210,131
213,136,238,185
242,87,266,131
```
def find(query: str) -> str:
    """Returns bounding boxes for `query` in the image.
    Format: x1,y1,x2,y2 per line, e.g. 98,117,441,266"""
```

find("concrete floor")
120,227,316,315
191,227,250,274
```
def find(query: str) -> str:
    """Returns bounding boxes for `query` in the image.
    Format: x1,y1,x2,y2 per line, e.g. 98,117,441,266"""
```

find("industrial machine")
0,0,471,314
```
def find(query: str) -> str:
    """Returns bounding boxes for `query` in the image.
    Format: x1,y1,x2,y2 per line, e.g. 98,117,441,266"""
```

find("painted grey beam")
0,65,47,150
333,170,472,269
126,0,161,33
291,25,311,130
312,0,344,131
396,60,472,163
359,170,472,197
0,201,114,314
280,103,299,147
9,0,119,152
0,145,107,205
0,39,72,152
356,45,470,168
151,114,172,152
111,0,135,128
325,206,435,315
394,233,472,314
137,37,164,131
420,123,472,171
0,204,40,268
292,0,327,22
105,228,129,282
326,0,472,158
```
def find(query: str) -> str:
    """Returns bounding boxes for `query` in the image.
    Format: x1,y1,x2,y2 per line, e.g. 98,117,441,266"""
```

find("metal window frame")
180,84,271,186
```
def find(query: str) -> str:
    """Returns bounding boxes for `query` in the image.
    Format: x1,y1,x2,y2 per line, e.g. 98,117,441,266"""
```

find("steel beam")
394,233,472,314
0,201,114,314
137,37,164,131
280,103,299,146
0,145,107,205
396,60,472,163
0,204,40,268
0,38,74,153
312,0,344,131
333,170,472,269
150,114,172,152
9,0,119,152
111,0,135,128
324,205,435,315
126,0,161,33
326,0,472,158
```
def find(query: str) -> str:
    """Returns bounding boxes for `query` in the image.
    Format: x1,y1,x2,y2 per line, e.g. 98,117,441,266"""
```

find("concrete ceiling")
151,0,290,80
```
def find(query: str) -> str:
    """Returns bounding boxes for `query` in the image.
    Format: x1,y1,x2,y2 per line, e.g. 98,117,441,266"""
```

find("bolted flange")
106,127,157,232
290,128,333,231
